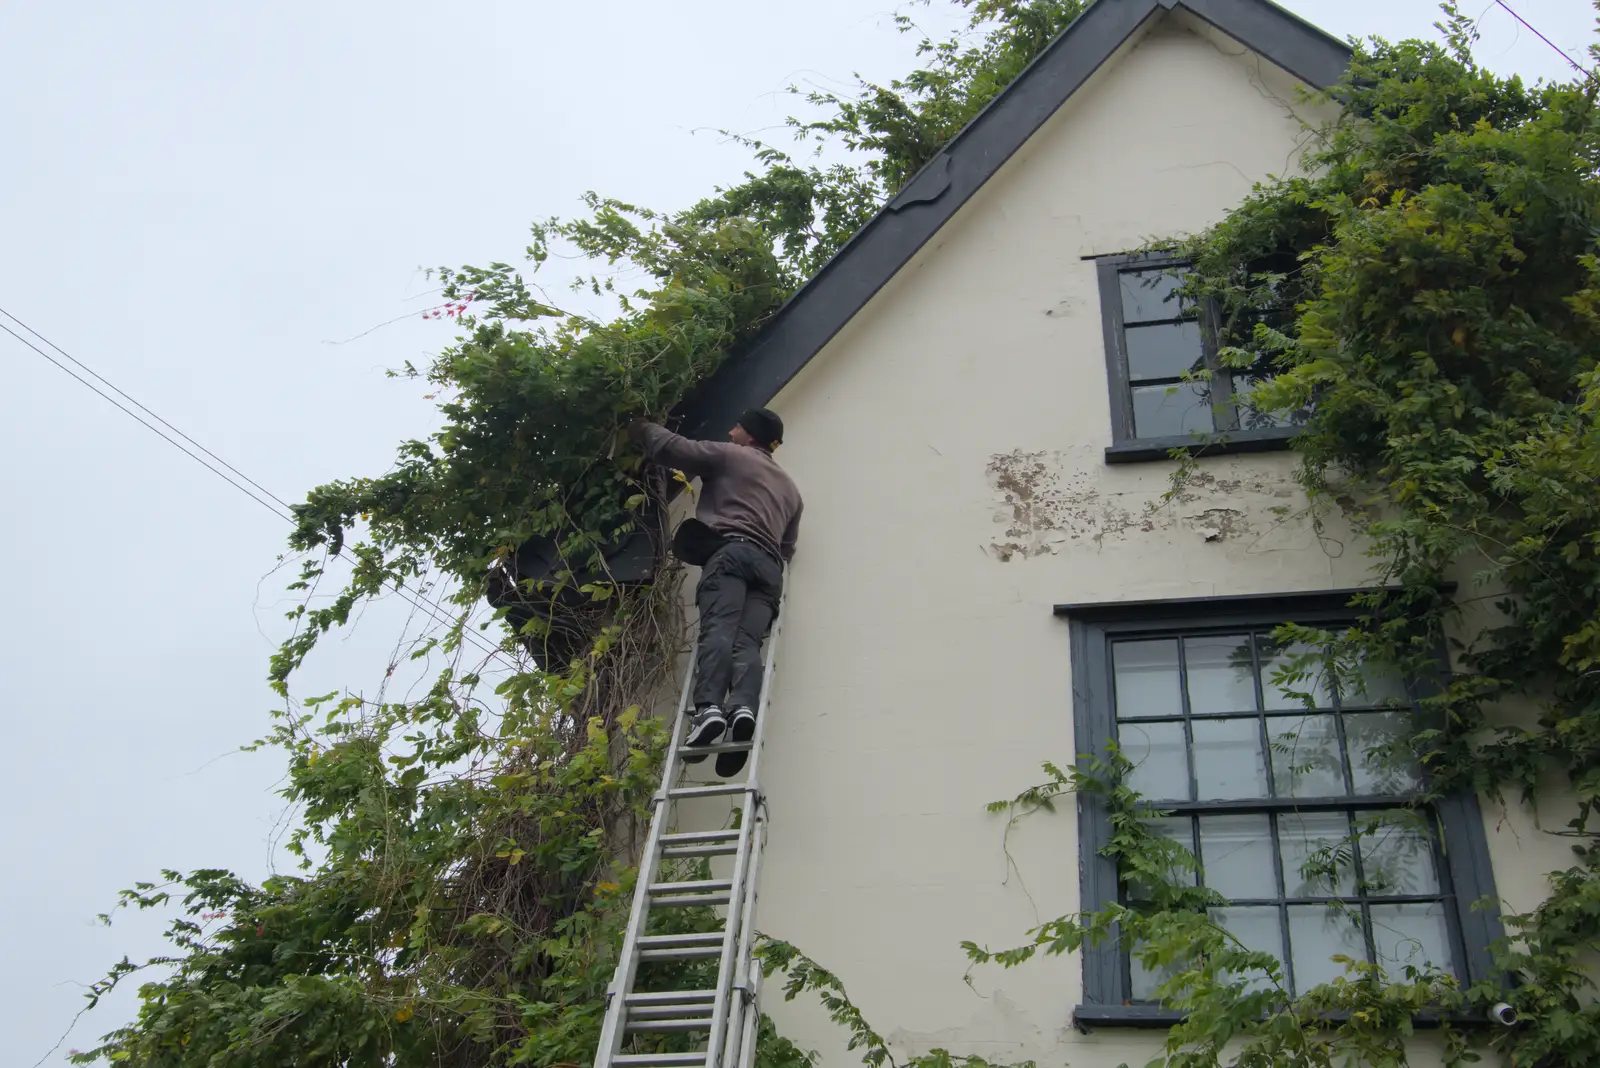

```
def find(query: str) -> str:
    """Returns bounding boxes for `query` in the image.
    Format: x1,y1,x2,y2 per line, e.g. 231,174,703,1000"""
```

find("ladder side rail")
722,573,785,1068
702,582,786,1068
741,582,787,792
733,967,764,1068
721,815,768,1068
596,569,790,1068
595,636,701,1068
702,793,754,1068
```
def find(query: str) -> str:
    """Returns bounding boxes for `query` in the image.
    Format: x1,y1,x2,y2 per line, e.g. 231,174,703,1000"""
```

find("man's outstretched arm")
630,420,729,478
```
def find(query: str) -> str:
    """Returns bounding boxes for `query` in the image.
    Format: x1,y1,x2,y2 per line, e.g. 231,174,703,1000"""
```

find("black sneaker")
681,706,725,764
716,707,756,777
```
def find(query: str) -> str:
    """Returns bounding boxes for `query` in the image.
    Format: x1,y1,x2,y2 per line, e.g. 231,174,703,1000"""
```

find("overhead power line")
1492,0,1596,82
0,320,295,521
3,311,294,512
1,305,506,663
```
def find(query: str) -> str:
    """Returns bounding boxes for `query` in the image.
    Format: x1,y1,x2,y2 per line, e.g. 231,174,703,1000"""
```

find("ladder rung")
660,830,740,846
681,741,752,757
626,989,717,1006
640,945,724,961
658,829,741,859
613,1055,708,1068
639,932,725,949
626,1017,713,1033
666,783,757,800
627,1003,714,1021
661,842,738,859
638,931,726,961
649,879,732,896
627,1000,716,1019
647,892,729,907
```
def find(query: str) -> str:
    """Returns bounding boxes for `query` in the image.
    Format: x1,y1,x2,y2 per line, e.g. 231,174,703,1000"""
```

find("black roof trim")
676,0,1349,438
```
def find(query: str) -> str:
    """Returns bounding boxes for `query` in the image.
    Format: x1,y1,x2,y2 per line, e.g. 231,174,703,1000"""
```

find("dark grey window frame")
1095,251,1300,465
1057,589,1503,1028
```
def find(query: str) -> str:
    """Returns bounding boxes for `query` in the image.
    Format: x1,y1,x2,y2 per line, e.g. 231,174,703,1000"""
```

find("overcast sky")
2,1,1592,1062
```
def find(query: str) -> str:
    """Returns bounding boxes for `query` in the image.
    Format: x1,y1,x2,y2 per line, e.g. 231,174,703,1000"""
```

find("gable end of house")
676,0,1350,440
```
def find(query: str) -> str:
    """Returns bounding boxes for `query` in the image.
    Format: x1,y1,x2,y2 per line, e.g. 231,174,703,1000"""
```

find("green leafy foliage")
964,757,1478,1068
789,0,1087,192
758,756,1476,1068
80,3,1600,1065
1153,3,1600,1062
75,707,667,1066
771,8,1600,1068
74,4,1092,1066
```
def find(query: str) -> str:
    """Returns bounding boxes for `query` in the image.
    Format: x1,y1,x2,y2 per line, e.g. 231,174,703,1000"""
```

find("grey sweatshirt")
634,422,803,562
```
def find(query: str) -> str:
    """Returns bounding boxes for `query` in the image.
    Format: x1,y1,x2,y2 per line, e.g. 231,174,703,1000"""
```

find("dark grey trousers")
693,540,782,710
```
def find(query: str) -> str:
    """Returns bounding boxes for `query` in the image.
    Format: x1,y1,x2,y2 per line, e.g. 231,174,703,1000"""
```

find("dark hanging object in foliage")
487,506,666,669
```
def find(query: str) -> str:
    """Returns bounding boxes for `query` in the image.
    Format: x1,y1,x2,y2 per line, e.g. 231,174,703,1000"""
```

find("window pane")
1129,948,1181,1002
1119,267,1188,323
1279,811,1356,897
1191,718,1268,800
1131,381,1214,438
1122,720,1191,801
1258,639,1335,710
1357,810,1439,896
1185,635,1258,715
1129,816,1196,900
1210,906,1285,993
1342,653,1411,708
1288,904,1367,993
1370,903,1452,979
1232,372,1308,430
1268,714,1347,798
1345,712,1423,794
1198,814,1275,900
1113,639,1182,719
1126,321,1205,381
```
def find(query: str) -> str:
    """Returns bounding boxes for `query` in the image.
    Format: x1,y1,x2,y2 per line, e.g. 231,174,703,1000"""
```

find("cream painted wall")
671,11,1560,1067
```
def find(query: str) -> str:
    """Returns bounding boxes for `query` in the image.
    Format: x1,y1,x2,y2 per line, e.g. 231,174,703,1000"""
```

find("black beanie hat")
737,407,784,448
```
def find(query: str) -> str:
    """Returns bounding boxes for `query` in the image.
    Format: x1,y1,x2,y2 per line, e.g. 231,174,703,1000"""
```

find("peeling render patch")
1189,507,1246,542
987,450,1144,560
985,450,1300,561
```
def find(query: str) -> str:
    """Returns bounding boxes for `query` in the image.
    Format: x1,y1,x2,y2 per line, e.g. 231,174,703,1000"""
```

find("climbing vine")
70,3,1088,1066
964,757,1482,1068
1166,6,1600,1062
959,5,1600,1067
72,2,1600,1066
779,6,1600,1067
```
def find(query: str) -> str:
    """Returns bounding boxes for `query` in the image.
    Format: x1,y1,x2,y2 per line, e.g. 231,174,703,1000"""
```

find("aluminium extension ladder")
593,587,786,1068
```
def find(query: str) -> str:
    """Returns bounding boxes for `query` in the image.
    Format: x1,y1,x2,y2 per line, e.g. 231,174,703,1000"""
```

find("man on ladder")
631,407,802,777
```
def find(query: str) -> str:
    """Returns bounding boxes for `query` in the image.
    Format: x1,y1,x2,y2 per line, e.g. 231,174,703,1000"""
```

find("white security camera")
1488,1002,1518,1027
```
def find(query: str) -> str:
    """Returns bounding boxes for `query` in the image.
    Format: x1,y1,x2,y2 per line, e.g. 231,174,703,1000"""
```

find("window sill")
1073,1004,1182,1029
1072,1004,1493,1031
1103,426,1300,465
